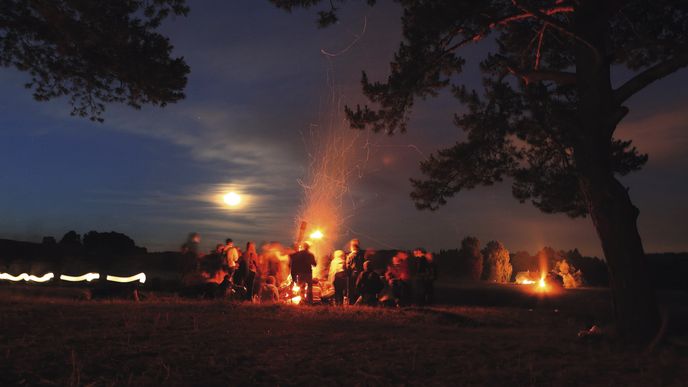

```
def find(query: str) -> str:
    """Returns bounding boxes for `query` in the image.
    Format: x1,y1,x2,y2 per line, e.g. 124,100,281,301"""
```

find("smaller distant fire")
538,276,547,290
515,271,552,293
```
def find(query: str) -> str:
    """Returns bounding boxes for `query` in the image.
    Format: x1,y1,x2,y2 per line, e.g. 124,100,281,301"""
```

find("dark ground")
0,282,686,386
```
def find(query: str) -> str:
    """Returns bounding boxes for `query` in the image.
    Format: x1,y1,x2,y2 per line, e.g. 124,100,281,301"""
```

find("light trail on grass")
0,272,55,282
59,273,101,282
105,273,146,284
1,271,146,284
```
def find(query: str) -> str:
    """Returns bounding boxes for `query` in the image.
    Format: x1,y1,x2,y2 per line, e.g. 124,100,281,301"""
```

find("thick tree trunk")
579,173,660,344
574,0,660,345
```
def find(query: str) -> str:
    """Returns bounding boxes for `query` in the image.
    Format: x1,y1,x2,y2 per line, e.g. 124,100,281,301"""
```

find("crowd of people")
179,233,437,307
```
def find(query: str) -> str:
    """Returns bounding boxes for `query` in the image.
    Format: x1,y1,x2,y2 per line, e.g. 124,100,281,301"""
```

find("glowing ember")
289,281,302,304
309,229,324,240
519,279,536,285
105,273,146,284
60,273,100,282
0,272,54,282
295,101,370,265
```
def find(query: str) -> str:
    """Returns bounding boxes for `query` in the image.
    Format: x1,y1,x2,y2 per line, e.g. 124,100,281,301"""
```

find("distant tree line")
1,232,687,291
0,230,147,273
435,237,610,287
434,237,688,291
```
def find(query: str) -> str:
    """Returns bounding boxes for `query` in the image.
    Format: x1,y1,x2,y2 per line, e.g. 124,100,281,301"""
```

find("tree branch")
442,6,574,53
614,53,688,104
507,66,576,85
511,0,600,63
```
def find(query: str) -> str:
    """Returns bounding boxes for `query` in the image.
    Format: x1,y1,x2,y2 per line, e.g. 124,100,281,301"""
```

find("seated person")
260,276,280,303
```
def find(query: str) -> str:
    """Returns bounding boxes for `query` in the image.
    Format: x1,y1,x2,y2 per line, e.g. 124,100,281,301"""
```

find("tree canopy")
272,0,687,218
274,0,688,343
0,0,190,121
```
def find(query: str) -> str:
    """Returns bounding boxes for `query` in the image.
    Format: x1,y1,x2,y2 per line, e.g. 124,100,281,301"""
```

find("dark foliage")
647,252,688,292
58,230,83,256
271,0,687,215
83,231,147,256
461,236,483,280
271,0,377,28
0,0,190,121
481,240,512,283
434,237,483,280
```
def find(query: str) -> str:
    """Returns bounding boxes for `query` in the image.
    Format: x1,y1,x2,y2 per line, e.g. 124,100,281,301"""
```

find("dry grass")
0,287,686,386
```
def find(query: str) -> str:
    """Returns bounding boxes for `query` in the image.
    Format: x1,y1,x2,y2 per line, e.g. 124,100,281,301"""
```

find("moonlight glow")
223,192,242,207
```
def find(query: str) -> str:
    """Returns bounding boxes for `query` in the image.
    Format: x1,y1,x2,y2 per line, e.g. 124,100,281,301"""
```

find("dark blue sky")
1,0,687,256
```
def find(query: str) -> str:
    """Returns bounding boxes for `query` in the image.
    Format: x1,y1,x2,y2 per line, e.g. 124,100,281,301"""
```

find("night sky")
1,0,686,257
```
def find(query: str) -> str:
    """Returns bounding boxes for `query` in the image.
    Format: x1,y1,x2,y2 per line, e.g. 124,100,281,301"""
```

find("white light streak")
59,273,101,282
106,273,146,284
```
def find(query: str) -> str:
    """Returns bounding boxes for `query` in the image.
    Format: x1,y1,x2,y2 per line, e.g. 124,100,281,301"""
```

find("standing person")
180,232,202,257
345,239,365,304
179,232,203,286
289,242,316,304
224,238,239,276
262,242,281,279
412,248,427,305
202,244,227,284
243,241,260,301
356,260,384,306
328,250,347,305
232,242,251,297
422,252,437,305
385,251,411,306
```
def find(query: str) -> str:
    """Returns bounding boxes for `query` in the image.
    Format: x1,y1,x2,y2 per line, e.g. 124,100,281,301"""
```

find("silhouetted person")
232,242,251,293
262,242,281,278
385,251,411,306
179,232,202,285
356,260,384,306
411,248,426,304
243,241,260,301
345,238,365,304
414,249,436,306
289,242,316,303
328,250,347,305
181,232,201,257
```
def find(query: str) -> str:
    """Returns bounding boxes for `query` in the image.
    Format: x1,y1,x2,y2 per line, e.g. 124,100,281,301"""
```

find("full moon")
223,192,241,207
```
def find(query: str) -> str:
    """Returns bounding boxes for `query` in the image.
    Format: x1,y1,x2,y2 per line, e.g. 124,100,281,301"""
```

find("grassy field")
0,284,686,386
